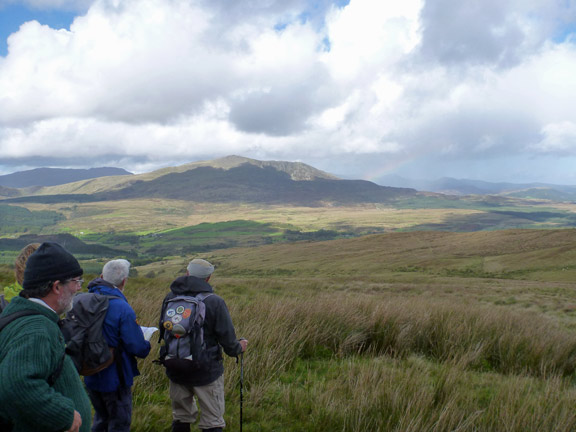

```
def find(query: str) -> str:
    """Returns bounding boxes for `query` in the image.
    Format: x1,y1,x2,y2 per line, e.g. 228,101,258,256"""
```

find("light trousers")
170,375,226,430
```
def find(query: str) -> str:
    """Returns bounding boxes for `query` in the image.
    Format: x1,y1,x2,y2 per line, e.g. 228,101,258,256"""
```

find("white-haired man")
84,259,151,432
159,258,248,432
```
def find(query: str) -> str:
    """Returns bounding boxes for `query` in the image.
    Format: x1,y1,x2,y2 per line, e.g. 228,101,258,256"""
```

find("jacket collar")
87,278,127,301
170,275,214,296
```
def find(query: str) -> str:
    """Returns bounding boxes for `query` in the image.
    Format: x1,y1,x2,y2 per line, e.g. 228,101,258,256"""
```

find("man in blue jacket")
84,259,151,432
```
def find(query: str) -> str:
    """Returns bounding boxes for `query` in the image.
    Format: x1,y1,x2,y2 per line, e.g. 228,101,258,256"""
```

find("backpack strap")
0,310,41,332
87,291,125,383
195,293,213,302
0,294,8,313
1,310,65,387
157,293,174,343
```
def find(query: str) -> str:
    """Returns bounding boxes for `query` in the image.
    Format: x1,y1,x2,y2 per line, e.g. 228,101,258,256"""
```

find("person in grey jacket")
159,259,247,432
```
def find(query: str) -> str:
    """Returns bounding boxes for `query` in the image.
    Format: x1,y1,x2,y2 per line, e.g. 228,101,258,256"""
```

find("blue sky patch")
0,3,76,56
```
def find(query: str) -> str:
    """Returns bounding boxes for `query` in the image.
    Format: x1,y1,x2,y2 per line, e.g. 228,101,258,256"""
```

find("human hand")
67,410,82,432
239,338,248,352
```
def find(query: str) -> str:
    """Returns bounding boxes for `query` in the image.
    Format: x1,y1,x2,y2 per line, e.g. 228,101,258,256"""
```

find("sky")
1,0,576,185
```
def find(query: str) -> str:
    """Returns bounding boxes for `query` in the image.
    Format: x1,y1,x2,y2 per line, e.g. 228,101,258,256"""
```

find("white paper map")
140,326,159,341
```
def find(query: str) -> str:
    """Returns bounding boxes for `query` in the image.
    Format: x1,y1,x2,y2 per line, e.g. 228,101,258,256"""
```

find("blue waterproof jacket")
83,279,151,392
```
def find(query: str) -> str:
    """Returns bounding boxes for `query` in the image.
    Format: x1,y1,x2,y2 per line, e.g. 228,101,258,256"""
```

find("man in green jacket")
0,242,92,432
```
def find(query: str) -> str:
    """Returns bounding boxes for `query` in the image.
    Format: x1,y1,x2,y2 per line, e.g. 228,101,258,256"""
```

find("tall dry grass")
122,275,576,431
3,267,576,431
234,294,576,380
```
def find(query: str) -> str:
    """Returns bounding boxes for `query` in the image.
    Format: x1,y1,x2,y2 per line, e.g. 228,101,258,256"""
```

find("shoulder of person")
204,292,225,303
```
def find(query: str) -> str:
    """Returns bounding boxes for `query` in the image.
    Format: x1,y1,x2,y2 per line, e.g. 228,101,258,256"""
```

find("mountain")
377,175,576,200
1,156,418,205
0,167,133,188
503,187,576,202
97,164,416,204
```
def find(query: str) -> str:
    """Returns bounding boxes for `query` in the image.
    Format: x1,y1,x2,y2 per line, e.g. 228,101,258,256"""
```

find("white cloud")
1,0,576,183
535,122,576,154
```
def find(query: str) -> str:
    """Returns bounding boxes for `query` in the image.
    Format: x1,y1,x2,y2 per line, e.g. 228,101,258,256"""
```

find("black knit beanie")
22,242,83,289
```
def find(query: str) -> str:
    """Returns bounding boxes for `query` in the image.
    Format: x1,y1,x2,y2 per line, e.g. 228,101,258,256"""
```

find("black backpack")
0,310,65,432
60,293,119,376
0,295,8,314
158,293,214,372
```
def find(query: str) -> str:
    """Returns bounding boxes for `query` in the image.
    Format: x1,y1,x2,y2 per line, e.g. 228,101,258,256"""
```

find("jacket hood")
87,278,127,301
170,275,214,296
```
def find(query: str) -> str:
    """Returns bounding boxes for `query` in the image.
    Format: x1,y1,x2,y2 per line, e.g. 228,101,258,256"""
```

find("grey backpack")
160,293,213,371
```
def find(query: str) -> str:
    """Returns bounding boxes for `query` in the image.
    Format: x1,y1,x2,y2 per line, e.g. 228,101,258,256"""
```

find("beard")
57,290,75,315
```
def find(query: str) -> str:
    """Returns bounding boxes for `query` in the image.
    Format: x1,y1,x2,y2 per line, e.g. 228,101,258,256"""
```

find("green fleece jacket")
0,296,92,432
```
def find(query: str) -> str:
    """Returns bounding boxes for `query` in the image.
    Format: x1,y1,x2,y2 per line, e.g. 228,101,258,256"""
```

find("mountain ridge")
377,175,576,201
2,162,418,205
0,167,133,189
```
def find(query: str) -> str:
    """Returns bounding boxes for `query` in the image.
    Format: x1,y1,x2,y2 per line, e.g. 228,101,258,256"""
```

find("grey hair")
102,259,131,287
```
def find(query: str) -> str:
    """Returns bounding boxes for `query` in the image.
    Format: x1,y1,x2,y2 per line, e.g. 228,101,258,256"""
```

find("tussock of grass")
234,295,576,381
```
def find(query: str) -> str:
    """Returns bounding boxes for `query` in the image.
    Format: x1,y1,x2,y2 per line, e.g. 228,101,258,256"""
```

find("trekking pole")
239,352,244,432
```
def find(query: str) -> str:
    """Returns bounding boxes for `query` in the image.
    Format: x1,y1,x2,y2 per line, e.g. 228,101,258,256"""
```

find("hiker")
0,242,92,432
159,258,248,432
0,242,40,311
83,259,151,432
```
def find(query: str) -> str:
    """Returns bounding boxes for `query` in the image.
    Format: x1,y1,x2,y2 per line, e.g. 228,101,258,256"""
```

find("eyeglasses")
65,278,84,286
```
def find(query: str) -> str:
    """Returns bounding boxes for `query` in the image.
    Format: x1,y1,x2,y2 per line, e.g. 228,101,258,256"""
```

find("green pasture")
3,198,576,267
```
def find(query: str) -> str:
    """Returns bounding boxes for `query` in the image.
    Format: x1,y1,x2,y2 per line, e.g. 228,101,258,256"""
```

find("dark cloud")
394,108,540,157
417,0,528,68
228,68,340,136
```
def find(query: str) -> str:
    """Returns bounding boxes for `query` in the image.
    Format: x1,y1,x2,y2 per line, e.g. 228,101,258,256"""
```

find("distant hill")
2,156,418,205
0,185,21,198
96,164,416,204
378,175,576,201
0,233,129,257
0,167,133,188
502,187,576,202
9,155,338,196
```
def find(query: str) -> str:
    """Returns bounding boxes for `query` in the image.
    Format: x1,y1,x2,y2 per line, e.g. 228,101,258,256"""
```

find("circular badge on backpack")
176,305,185,314
172,315,182,324
166,309,176,318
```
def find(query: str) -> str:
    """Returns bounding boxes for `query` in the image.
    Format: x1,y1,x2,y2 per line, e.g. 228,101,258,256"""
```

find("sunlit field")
17,200,484,235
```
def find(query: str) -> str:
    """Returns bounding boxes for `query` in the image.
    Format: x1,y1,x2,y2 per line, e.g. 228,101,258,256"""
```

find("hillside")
10,155,338,196
378,175,576,202
0,185,21,198
2,157,418,205
208,228,576,280
0,167,132,188
0,233,128,257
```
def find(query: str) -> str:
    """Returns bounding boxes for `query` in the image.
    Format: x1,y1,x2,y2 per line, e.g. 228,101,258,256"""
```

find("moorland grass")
3,229,576,431
120,273,576,431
